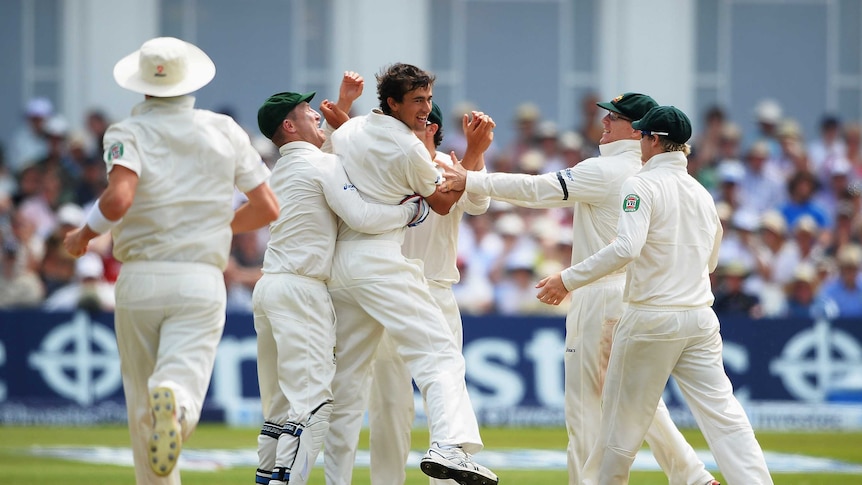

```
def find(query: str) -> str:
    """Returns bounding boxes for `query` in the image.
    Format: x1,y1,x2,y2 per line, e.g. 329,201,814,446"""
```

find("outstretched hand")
436,152,468,193
535,272,569,306
320,99,350,129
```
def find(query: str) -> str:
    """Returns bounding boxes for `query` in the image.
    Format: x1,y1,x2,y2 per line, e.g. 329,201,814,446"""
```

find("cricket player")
367,102,492,485
252,76,428,485
63,37,279,485
536,105,773,485
322,63,498,485
439,93,718,485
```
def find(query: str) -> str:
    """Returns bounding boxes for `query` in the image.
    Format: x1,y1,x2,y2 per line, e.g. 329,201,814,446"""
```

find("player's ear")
386,96,399,113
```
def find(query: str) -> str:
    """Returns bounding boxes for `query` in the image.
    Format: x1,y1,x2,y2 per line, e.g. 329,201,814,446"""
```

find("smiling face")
285,102,326,148
600,110,637,145
388,85,433,132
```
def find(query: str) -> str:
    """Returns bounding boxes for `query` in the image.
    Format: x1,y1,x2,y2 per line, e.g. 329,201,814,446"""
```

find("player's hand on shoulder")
401,193,430,227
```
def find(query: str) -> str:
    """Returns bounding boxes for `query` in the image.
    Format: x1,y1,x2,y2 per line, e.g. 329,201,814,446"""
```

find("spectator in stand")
843,122,862,182
43,252,115,312
576,91,603,157
38,115,80,200
713,261,761,318
814,158,854,225
780,170,830,233
690,105,727,173
738,140,786,216
752,210,791,317
17,167,66,241
9,97,53,174
753,98,783,159
818,244,862,318
84,109,111,161
559,131,586,168
770,119,809,181
453,254,495,316
487,211,539,286
225,230,265,312
0,237,44,308
73,156,109,207
808,114,846,184
783,262,821,319
507,102,542,164
773,214,827,286
534,121,565,173
713,159,745,210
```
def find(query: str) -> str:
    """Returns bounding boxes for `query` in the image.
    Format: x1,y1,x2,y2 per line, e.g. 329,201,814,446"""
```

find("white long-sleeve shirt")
401,151,490,285
331,109,442,243
261,141,414,281
465,139,643,277
561,151,723,308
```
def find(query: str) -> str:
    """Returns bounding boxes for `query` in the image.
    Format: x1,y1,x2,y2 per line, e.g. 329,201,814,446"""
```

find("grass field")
1,424,861,484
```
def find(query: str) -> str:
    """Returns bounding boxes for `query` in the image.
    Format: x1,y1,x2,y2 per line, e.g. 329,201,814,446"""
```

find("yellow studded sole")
148,387,182,476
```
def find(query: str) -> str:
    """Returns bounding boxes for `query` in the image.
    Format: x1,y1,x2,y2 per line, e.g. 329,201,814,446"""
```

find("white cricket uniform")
462,140,714,485
566,151,773,485
368,152,490,485
105,95,270,485
252,141,415,485
323,110,484,485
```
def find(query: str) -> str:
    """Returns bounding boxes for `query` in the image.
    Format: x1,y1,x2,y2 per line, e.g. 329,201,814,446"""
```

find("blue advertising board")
1,310,861,429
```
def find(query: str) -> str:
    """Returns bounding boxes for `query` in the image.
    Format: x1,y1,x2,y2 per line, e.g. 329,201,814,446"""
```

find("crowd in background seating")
1,95,860,320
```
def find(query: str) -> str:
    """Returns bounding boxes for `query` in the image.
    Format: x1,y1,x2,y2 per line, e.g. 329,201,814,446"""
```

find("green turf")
1,425,860,484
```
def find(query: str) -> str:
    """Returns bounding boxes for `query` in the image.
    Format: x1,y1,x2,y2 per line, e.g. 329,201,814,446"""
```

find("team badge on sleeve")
623,194,640,212
107,142,124,161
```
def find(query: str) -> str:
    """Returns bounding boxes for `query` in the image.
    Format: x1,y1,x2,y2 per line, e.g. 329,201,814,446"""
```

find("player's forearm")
465,171,569,208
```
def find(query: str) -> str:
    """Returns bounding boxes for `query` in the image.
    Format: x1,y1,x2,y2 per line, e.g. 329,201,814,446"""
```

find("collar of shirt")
597,138,640,157
641,151,688,173
131,95,195,116
278,140,321,157
369,108,413,134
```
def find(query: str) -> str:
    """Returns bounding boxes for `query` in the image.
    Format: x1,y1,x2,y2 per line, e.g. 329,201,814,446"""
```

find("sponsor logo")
623,194,640,212
154,65,166,77
27,312,121,406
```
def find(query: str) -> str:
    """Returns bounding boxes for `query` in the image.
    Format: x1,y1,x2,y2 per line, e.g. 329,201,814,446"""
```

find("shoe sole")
148,387,182,476
420,459,499,485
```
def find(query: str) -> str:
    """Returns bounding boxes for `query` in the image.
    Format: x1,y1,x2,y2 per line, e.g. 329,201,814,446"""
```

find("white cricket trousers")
252,273,336,484
114,261,226,485
368,282,463,485
582,306,773,485
566,276,713,485
324,240,482,485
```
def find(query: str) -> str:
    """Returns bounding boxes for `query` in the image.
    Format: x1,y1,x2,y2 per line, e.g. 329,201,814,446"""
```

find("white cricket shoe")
148,387,182,476
420,443,499,485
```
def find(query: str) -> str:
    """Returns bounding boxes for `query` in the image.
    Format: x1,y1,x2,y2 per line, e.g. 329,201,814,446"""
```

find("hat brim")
596,101,624,116
113,41,216,97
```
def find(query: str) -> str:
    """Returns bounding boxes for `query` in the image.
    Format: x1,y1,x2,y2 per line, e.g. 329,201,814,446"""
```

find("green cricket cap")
632,105,693,144
428,101,443,128
596,93,657,121
257,91,315,140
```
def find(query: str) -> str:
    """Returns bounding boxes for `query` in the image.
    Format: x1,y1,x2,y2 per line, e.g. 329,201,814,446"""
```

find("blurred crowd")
1,95,861,320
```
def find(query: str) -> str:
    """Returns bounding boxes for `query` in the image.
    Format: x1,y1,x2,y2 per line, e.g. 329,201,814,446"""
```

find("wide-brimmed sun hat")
113,37,216,97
